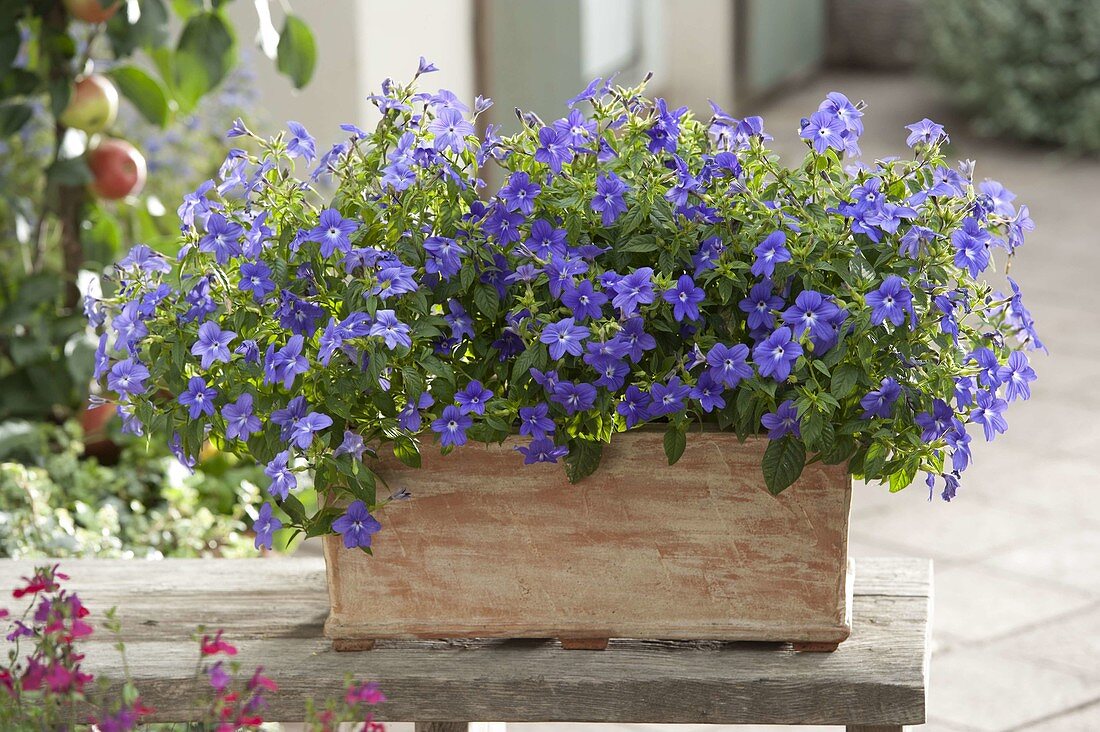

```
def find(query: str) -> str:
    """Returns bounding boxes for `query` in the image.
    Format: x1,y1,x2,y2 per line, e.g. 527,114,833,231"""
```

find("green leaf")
46,157,92,187
107,0,170,56
830,363,861,399
509,342,546,387
472,284,500,321
0,103,32,136
174,11,236,112
663,424,686,465
863,440,889,478
393,435,421,469
276,14,316,89
564,438,603,483
761,436,806,495
109,65,170,127
889,460,919,493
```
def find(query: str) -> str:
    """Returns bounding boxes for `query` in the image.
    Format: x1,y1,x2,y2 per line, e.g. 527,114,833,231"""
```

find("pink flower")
200,629,238,656
346,680,386,706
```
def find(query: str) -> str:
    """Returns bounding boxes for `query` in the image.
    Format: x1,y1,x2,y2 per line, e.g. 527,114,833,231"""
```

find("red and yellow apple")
59,74,119,133
87,138,147,200
61,0,123,24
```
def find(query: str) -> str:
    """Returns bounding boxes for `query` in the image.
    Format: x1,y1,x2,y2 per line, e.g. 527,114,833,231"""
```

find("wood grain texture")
414,724,467,732
325,431,853,644
0,557,930,726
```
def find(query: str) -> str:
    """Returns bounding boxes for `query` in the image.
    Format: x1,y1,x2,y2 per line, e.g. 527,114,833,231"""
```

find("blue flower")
416,56,438,76
533,126,574,173
800,110,847,154
590,172,628,227
118,244,171,275
646,98,685,154
540,317,589,360
275,290,326,337
515,436,569,464
820,92,863,136
236,339,259,364
662,274,705,322
285,121,316,162
499,171,541,215
753,326,802,382
519,403,556,437
455,380,493,415
445,300,474,341
107,358,149,398
309,209,358,258
649,376,691,416
761,400,800,439
612,317,656,363
610,267,655,316
253,503,282,551
332,500,382,549
429,107,475,153
739,279,784,331
968,348,1002,389
526,219,568,259
178,376,217,420
263,335,309,389
432,405,473,447
866,276,914,327
860,378,902,419
191,321,236,369
238,260,275,302
483,205,525,244
553,108,597,146
782,290,840,341
271,396,308,440
706,343,753,388
616,385,652,428
369,310,412,350
398,392,434,432
423,236,466,281
946,421,972,472
904,118,946,148
970,390,1008,441
198,213,243,264
915,399,954,442
226,117,251,138
997,351,1036,401
264,451,297,500
551,380,597,415
690,372,726,413
334,430,368,460
288,410,333,449
951,217,992,278
750,231,792,278
899,225,935,258
111,302,147,353
223,392,262,441
561,279,608,321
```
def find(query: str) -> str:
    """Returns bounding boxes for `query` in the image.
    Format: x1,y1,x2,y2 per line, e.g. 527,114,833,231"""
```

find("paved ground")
336,71,1100,732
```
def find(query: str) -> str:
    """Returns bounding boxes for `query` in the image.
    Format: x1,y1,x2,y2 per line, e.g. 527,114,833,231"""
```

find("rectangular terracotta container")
322,429,853,648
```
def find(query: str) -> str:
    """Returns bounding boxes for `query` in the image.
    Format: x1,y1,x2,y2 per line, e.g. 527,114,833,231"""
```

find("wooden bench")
0,556,931,731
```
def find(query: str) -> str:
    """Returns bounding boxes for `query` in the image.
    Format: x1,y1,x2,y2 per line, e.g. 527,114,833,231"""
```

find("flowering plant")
0,564,386,730
88,60,1040,550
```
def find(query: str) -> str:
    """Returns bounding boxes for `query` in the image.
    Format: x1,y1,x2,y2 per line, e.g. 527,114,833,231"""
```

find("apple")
61,0,123,24
60,74,119,133
87,138,147,200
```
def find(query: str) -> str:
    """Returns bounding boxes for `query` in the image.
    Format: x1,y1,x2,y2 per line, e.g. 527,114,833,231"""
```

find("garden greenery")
89,61,1040,550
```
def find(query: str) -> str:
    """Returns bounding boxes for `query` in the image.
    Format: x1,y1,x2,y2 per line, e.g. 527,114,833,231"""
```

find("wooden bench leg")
847,725,903,732
414,724,468,732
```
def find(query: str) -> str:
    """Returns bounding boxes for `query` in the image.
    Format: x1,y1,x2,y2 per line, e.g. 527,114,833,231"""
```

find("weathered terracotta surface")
323,430,852,644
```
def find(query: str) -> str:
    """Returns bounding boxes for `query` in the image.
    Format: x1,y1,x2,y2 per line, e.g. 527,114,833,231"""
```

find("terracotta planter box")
323,429,853,650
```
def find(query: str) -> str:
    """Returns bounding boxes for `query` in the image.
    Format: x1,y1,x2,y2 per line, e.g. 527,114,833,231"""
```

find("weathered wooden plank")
326,431,853,645
414,724,467,732
0,557,930,726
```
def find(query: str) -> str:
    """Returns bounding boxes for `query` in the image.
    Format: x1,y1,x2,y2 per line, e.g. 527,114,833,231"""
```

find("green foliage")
0,420,262,558
926,0,1100,151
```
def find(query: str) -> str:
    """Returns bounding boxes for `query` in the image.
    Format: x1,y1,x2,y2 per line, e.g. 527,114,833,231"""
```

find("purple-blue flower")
534,126,574,173
800,110,847,154
429,107,476,153
264,451,296,500
997,351,1036,402
519,403,555,437
905,118,946,148
739,279,784,330
951,217,992,278
198,213,243,264
690,372,726,413
118,244,171,275
190,321,236,370
499,171,541,215
455,380,493,415
223,392,262,441
782,290,839,341
238,260,275,302
540,317,589,360
286,121,316,162
761,400,801,439
287,410,333,449
432,404,473,448
516,436,569,464
753,326,802,382
334,430,368,460
591,172,628,227
370,310,412,350
970,390,1008,441
332,500,382,549
750,231,792,278
860,378,902,419
613,317,657,363
706,343,753,388
551,380,597,415
650,376,691,416
616,385,652,427
561,279,608,321
423,236,466,281
178,376,217,420
263,335,309,389
253,503,282,551
309,209,358,258
610,267,656,316
663,274,705,322
866,276,914,327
